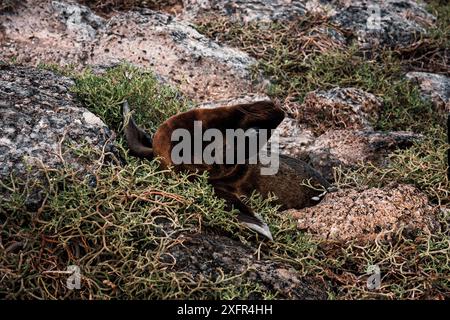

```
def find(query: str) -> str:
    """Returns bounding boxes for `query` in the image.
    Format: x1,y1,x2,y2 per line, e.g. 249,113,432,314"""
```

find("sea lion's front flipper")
237,213,273,241
213,187,273,241
122,101,154,160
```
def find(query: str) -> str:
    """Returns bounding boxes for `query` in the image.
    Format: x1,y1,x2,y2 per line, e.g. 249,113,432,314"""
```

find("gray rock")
0,64,115,189
302,129,422,180
327,0,436,49
295,87,382,136
52,0,105,41
0,0,261,102
406,72,450,112
273,118,315,160
168,232,329,299
288,184,437,242
181,0,307,22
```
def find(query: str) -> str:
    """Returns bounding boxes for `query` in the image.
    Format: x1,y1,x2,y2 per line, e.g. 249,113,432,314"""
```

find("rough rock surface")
0,0,261,102
167,233,328,299
295,87,382,135
328,0,436,49
274,118,315,159
303,129,421,180
196,93,272,109
406,72,450,112
181,0,307,22
288,184,437,242
0,64,114,181
181,0,436,49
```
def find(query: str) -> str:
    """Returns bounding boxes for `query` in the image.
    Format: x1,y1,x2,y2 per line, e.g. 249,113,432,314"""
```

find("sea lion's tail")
122,101,154,160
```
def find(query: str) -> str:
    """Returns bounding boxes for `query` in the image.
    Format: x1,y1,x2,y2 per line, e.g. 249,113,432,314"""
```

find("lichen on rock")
181,0,308,23
0,64,115,182
328,0,436,49
295,87,382,135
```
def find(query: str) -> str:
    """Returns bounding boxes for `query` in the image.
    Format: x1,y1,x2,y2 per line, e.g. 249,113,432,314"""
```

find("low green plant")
72,64,191,134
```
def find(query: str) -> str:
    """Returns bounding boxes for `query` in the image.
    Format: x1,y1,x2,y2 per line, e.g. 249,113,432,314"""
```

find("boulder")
328,0,436,49
274,118,315,160
303,129,421,180
406,72,450,112
0,0,261,102
295,87,382,135
288,184,437,242
196,93,272,109
0,64,115,182
181,0,307,22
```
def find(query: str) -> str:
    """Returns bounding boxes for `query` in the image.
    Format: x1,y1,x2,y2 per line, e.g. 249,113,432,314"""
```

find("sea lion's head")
235,100,285,133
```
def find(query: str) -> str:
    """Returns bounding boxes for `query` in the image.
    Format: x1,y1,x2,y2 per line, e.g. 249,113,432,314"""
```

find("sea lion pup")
123,101,330,240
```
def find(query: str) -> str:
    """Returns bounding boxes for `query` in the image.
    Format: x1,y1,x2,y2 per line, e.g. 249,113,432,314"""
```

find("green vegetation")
1,139,448,299
73,64,191,134
0,153,277,299
2,59,449,299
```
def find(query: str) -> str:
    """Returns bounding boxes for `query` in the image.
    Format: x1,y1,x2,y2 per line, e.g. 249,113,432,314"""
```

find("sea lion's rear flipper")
213,187,273,241
122,101,154,160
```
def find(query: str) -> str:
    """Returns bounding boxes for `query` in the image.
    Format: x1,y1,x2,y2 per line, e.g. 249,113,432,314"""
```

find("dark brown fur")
123,101,330,239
